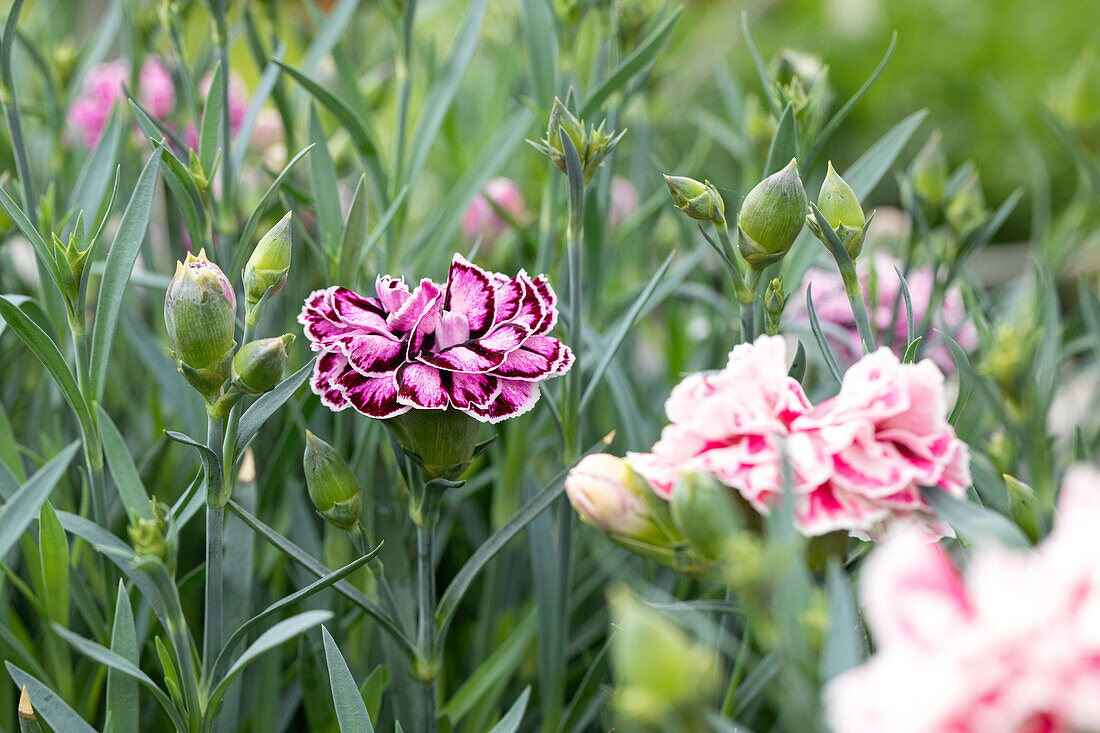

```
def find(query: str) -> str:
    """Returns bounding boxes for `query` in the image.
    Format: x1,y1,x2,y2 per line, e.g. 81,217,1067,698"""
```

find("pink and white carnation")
629,336,970,538
68,58,176,148
792,252,977,373
299,254,573,423
827,465,1100,733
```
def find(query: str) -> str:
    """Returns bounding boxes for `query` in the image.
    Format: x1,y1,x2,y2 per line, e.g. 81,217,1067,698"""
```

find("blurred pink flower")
68,58,176,149
461,178,526,246
608,176,640,229
791,252,977,373
827,465,1100,733
629,337,969,538
185,71,249,151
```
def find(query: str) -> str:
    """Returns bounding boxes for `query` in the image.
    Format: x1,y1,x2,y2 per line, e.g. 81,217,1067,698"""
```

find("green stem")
713,219,757,342
222,322,254,486
415,502,439,733
837,259,876,354
204,416,225,682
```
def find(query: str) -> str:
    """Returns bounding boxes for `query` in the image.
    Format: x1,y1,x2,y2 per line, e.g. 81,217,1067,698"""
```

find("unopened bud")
911,131,949,205
243,212,292,315
164,249,236,399
128,501,169,560
231,334,293,395
945,171,988,238
53,229,89,304
763,277,786,335
548,97,586,162
303,431,362,531
737,158,807,268
566,454,664,544
813,162,867,259
532,97,624,184
663,175,724,224
669,472,742,561
390,408,482,481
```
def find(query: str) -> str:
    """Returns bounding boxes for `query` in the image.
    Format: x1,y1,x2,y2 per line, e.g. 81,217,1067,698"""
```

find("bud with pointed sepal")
662,175,724,224
669,472,743,561
808,162,869,259
763,276,786,335
737,158,807,268
243,212,292,322
52,217,90,306
128,500,170,560
231,334,294,395
530,97,625,184
946,170,988,239
164,248,237,400
303,431,362,531
911,131,949,206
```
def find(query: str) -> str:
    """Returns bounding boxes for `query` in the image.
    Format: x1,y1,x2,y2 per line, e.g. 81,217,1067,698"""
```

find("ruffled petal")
444,254,496,337
310,351,350,411
494,336,573,380
387,278,442,333
395,363,449,409
464,378,541,423
340,332,407,377
328,287,389,332
335,370,408,419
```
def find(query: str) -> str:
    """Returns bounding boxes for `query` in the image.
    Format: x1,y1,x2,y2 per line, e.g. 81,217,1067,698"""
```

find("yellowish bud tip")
18,686,34,720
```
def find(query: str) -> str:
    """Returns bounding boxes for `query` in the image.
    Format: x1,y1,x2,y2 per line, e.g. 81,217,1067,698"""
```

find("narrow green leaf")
0,186,62,293
5,663,97,733
921,486,1030,549
0,443,79,559
309,106,342,255
805,285,844,386
67,104,123,222
894,265,915,343
232,42,287,173
89,146,163,400
902,336,923,364
0,399,24,481
805,33,898,171
337,174,369,285
581,7,682,119
486,687,531,733
1080,278,1100,361
234,359,315,456
107,582,140,733
199,61,225,175
821,558,866,681
843,109,929,199
740,11,779,116
96,405,154,521
937,330,973,424
37,502,69,626
440,608,536,723
520,0,557,106
322,626,375,733
404,0,488,187
764,103,796,178
164,430,223,498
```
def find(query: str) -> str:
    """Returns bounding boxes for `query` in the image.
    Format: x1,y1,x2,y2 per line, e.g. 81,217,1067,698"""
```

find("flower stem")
713,219,757,342
415,506,439,733
204,416,225,680
837,260,876,354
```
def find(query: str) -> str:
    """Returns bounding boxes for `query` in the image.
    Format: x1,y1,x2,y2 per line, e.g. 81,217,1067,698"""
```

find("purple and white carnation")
299,254,574,423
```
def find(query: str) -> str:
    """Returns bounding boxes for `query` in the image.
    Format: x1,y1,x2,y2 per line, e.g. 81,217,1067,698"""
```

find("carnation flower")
827,465,1100,733
68,58,176,148
299,254,573,423
629,336,970,538
461,178,526,246
791,252,977,372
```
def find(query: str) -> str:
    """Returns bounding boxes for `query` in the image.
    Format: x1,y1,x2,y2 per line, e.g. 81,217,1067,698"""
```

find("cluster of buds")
806,161,871,260
303,431,362,531
164,215,294,415
769,49,832,139
530,97,625,184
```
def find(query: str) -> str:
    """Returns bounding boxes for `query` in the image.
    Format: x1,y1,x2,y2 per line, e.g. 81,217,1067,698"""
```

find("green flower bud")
390,408,481,481
662,175,725,224
547,97,586,164
243,212,292,315
128,500,169,560
911,131,949,205
188,149,210,196
164,248,237,399
763,277,786,335
531,97,624,184
815,161,867,259
669,472,742,561
303,431,362,531
945,171,988,238
1048,46,1100,134
52,230,89,305
231,334,294,395
609,586,719,729
737,158,807,268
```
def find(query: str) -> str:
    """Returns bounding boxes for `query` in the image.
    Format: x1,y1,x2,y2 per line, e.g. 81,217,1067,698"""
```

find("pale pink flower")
68,58,176,149
629,337,969,538
461,178,526,246
827,465,1100,733
792,252,977,373
609,176,640,229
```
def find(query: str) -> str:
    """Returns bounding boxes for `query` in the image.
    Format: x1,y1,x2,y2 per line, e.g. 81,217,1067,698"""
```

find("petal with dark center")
396,363,449,409
528,274,559,334
310,351,351,411
329,287,389,331
494,335,571,380
444,255,496,337
376,275,411,313
465,378,541,423
448,372,502,409
419,324,528,373
492,274,524,323
336,370,408,419
387,278,442,333
340,331,407,377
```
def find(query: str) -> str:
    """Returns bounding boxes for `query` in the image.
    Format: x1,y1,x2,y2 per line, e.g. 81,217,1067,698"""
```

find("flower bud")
164,249,236,399
303,431,362,531
662,175,724,224
52,230,89,304
945,171,988,238
547,97,586,163
566,454,665,545
532,97,624,184
911,131,949,206
243,212,292,314
669,472,743,561
763,276,786,335
737,158,807,268
609,585,719,729
231,334,294,395
128,500,169,560
814,161,867,259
